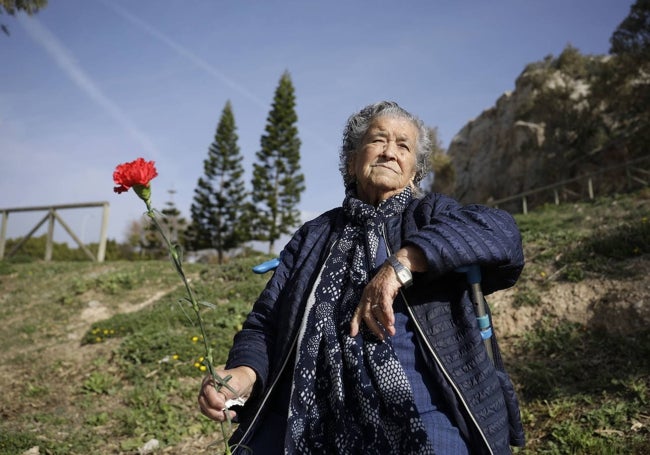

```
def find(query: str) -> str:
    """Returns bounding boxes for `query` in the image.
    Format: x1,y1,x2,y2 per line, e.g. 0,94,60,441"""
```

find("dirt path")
490,257,650,338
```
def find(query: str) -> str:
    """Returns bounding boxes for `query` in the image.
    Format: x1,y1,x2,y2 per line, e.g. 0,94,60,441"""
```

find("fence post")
97,203,110,262
522,196,528,215
45,209,55,261
588,178,594,200
0,211,7,260
554,189,559,205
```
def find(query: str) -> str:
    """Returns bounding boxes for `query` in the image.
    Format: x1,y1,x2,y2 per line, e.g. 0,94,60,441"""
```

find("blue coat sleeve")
403,193,524,294
224,229,302,391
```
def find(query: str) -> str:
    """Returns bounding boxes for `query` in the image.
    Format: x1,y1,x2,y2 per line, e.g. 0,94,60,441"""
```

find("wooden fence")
488,155,650,214
0,202,110,262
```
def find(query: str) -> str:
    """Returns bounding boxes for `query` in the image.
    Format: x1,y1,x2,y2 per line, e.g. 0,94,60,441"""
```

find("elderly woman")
198,101,525,454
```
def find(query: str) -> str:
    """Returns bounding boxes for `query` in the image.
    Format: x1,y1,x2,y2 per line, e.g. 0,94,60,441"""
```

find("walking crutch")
456,265,494,363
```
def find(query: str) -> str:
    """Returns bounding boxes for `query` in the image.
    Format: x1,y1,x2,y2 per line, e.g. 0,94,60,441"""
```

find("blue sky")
0,0,633,248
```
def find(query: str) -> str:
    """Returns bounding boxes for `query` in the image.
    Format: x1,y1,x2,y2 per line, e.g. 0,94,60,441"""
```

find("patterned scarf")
286,186,434,454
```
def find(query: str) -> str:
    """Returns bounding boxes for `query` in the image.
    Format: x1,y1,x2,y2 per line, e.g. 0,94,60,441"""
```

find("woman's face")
349,115,418,205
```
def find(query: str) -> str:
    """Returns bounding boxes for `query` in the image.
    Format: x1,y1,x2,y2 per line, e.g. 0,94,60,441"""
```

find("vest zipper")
381,224,494,455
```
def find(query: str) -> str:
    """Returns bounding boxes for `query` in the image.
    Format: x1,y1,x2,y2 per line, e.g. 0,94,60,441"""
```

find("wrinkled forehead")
365,114,419,139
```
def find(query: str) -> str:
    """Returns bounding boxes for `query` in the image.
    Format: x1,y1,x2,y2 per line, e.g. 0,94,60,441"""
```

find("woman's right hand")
198,365,256,422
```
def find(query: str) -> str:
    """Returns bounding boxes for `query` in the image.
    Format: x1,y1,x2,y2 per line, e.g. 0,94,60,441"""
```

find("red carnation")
113,157,158,194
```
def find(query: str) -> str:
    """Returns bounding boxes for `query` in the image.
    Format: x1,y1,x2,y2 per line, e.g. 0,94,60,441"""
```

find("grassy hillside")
0,189,648,454
499,189,650,454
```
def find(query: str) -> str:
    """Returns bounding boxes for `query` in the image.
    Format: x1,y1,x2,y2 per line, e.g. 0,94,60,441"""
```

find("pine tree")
136,189,187,259
141,219,164,259
610,0,650,63
187,101,248,263
603,0,650,156
250,71,305,254
160,189,187,247
1,0,47,36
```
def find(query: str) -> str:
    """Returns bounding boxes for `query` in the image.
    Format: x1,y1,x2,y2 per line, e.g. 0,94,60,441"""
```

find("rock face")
447,83,547,205
447,63,599,207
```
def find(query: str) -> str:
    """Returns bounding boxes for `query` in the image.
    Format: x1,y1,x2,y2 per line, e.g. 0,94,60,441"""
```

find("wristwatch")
387,254,413,288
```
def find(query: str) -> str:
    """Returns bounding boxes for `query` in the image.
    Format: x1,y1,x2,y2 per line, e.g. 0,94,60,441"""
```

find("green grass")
514,189,650,287
0,253,272,454
509,320,650,454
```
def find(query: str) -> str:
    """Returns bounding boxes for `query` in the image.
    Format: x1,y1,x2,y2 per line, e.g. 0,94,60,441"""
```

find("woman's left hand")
350,263,401,340
350,246,427,340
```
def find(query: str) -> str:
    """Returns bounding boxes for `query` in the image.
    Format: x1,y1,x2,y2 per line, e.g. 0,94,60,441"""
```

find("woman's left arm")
351,195,524,339
404,196,524,293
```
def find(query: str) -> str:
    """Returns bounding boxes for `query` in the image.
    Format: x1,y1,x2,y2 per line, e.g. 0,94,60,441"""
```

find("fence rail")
0,202,110,262
487,155,650,214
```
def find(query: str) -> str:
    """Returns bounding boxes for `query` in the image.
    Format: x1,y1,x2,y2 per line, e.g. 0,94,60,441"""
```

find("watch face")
398,269,410,283
388,255,412,286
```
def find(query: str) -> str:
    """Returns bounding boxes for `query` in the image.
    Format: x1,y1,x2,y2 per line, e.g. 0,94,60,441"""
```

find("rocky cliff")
446,50,624,208
447,83,545,205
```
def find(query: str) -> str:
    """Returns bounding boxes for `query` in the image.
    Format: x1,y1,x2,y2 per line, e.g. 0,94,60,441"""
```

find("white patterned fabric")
286,186,434,454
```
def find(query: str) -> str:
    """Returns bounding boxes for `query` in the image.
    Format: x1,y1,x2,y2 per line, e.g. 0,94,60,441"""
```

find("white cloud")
18,15,159,159
99,0,267,109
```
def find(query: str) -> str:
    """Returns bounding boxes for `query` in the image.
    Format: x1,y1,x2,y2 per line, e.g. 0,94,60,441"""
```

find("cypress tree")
250,71,305,254
187,101,247,263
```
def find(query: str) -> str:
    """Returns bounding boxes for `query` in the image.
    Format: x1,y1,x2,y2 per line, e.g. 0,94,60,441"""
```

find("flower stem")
145,207,236,453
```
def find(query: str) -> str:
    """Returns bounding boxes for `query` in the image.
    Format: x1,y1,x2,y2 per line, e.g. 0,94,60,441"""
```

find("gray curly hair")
339,101,432,190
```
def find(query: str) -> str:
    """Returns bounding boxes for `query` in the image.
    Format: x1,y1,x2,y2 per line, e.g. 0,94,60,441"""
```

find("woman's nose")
382,140,397,159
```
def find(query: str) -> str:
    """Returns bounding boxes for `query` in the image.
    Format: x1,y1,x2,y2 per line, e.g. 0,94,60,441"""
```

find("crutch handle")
456,264,481,285
252,257,281,274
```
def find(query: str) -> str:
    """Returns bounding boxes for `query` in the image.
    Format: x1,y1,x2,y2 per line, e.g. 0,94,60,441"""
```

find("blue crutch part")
456,264,481,285
456,265,494,362
252,257,281,274
476,317,493,340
